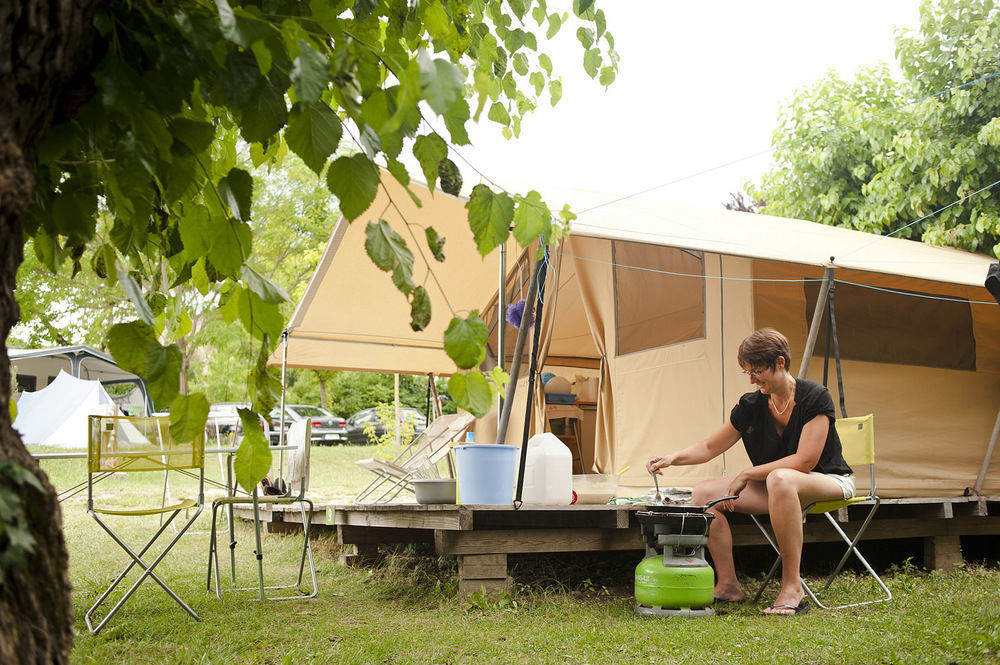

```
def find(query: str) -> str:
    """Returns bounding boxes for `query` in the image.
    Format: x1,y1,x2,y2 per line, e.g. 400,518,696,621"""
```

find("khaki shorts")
825,473,856,500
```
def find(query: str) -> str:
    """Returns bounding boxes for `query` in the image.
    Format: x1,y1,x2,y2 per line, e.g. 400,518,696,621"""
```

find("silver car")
269,404,347,445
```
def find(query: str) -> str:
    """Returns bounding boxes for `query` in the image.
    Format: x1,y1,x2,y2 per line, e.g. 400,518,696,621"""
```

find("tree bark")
0,1,101,662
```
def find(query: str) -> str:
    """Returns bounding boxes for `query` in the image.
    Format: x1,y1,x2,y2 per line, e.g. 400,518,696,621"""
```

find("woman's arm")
725,414,829,495
646,421,742,474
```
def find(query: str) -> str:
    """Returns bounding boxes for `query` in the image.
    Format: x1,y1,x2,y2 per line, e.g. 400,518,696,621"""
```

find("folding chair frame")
353,412,473,504
206,420,317,601
751,414,892,610
84,416,206,634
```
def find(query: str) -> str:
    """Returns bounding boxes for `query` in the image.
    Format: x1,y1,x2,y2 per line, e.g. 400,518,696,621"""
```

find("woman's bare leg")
762,469,844,615
692,478,769,602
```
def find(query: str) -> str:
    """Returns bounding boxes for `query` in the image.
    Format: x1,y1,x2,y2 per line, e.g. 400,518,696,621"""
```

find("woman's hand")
726,472,749,500
646,455,675,475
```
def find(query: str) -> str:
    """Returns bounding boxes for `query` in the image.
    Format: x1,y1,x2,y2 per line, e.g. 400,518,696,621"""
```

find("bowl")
412,478,457,504
572,474,619,504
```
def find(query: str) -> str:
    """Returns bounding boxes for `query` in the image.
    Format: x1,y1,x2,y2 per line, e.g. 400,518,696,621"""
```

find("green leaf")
425,227,446,261
574,0,595,16
237,288,285,341
576,27,594,49
239,87,288,143
364,219,415,294
169,393,210,443
285,101,343,175
583,48,600,78
549,79,562,106
169,118,215,154
106,321,181,409
599,65,615,87
487,101,511,126
447,371,493,418
208,219,252,278
218,167,253,221
326,154,380,220
413,133,448,191
488,366,510,399
241,264,291,304
9,398,16,422
409,286,431,331
539,53,553,76
179,207,213,260
117,267,156,326
438,158,462,196
513,190,549,246
215,0,266,48
443,312,487,369
291,40,329,102
466,184,513,256
418,50,464,116
546,13,561,39
234,408,272,494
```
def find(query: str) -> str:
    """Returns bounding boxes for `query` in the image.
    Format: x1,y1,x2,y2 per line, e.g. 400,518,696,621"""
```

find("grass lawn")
32,444,1000,665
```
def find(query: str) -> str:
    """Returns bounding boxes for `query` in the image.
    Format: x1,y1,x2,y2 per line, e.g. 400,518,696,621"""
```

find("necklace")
771,381,794,415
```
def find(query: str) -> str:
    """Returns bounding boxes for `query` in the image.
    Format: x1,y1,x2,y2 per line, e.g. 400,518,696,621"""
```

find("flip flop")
763,599,810,616
713,597,745,605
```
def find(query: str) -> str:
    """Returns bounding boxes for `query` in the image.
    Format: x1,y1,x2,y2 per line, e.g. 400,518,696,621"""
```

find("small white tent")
13,371,118,448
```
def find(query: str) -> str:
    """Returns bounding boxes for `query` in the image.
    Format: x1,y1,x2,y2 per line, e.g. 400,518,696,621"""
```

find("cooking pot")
640,495,740,514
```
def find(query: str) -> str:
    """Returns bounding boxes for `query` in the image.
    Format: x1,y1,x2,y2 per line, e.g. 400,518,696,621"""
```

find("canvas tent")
13,370,119,448
9,345,152,415
274,173,1000,498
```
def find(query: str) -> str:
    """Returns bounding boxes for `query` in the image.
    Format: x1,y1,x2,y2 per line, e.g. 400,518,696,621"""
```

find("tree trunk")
318,375,328,410
0,2,101,662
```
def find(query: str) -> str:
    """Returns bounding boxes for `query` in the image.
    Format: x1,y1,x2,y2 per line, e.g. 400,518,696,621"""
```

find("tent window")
804,281,976,370
16,375,36,392
613,241,705,356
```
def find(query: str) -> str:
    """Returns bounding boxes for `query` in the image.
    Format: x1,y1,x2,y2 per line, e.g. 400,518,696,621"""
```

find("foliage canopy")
24,0,617,493
748,0,1000,258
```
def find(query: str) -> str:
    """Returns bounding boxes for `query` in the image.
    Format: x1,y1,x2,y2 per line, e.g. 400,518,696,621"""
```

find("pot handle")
703,495,741,510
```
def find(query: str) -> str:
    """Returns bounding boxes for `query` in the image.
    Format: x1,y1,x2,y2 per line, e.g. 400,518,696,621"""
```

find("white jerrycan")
520,432,573,504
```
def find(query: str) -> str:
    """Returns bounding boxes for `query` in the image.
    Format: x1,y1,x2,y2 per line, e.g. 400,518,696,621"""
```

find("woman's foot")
761,587,806,615
713,582,745,603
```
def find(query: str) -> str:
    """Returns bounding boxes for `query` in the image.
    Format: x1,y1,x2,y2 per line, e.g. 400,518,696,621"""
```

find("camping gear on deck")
520,432,573,504
453,444,518,505
633,496,737,617
412,478,457,504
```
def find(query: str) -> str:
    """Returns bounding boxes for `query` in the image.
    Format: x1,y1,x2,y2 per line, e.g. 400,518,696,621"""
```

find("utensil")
652,469,663,504
616,465,631,476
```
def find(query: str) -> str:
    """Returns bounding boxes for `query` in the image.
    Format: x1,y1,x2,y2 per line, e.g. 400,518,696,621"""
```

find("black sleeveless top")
729,378,852,475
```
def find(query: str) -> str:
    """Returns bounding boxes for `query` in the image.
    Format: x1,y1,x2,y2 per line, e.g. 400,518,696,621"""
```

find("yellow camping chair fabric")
751,414,893,609
84,415,206,634
206,418,317,601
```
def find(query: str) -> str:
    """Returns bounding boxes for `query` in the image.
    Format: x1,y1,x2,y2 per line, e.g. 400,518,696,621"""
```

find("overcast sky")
448,1,924,210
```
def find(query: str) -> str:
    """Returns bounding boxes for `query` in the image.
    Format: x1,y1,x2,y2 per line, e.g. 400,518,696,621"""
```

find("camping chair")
353,412,475,503
751,413,892,610
206,418,317,601
84,415,205,634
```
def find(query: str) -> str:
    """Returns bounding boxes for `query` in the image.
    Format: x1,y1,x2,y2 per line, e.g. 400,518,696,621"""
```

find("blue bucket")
452,444,518,505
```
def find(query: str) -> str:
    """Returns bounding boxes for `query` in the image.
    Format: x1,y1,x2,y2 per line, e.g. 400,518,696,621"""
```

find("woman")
646,328,854,616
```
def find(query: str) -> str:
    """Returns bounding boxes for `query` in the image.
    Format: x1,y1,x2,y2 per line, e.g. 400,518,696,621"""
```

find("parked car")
206,402,267,441
345,407,428,445
268,404,347,445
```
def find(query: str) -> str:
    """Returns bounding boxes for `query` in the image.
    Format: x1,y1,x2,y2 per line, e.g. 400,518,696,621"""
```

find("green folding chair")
84,415,205,634
752,413,892,609
207,418,317,601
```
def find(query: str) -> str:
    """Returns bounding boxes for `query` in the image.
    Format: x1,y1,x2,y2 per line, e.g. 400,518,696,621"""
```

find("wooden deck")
239,497,1000,593
235,496,1000,595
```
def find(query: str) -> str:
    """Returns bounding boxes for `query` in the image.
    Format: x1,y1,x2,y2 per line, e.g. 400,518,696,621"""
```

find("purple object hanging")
505,299,534,329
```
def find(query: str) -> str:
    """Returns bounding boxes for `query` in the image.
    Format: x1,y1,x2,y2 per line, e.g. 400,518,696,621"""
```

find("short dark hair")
737,328,791,371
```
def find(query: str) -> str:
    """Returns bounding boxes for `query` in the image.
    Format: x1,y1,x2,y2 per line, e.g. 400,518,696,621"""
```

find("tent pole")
798,266,834,379
497,240,507,428
515,247,549,505
973,404,1000,494
279,329,288,446
496,256,544,445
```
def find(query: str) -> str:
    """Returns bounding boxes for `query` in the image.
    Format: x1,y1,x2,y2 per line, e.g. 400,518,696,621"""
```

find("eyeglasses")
742,367,767,378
